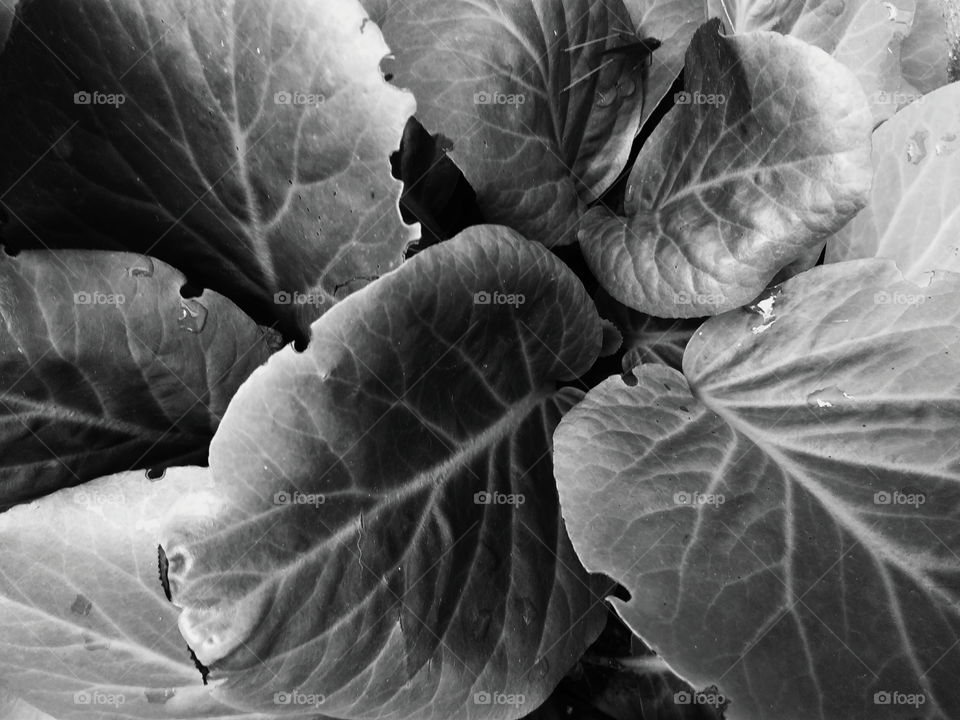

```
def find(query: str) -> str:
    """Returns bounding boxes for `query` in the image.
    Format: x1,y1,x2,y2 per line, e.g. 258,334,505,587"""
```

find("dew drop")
81,633,110,651
906,130,929,164
70,594,93,616
825,0,845,15
806,386,855,410
128,256,154,278
617,78,637,98
882,1,900,21
144,688,176,705
520,597,536,626
531,657,550,680
595,89,616,108
178,298,208,333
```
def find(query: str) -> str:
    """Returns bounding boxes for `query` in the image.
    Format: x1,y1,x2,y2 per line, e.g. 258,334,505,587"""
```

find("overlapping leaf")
826,82,960,279
901,0,955,93
0,468,291,720
369,0,645,246
0,0,415,335
0,250,274,510
554,259,960,720
708,0,918,122
580,20,872,318
161,226,607,720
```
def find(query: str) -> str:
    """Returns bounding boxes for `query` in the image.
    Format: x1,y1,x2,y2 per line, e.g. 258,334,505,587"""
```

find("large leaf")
579,20,873,318
0,249,274,511
370,0,645,246
826,82,960,279
0,468,288,719
0,0,415,336
901,0,956,93
160,226,607,719
553,259,960,720
707,0,918,122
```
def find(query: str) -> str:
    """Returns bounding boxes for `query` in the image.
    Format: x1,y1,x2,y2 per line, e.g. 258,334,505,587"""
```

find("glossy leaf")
826,82,960,280
0,0,416,335
708,0,918,122
554,259,960,720
0,468,288,720
0,250,274,511
371,0,644,246
580,20,873,318
161,226,607,719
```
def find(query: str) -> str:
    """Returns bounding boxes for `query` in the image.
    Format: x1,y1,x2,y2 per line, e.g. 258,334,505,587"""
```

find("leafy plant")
0,0,958,719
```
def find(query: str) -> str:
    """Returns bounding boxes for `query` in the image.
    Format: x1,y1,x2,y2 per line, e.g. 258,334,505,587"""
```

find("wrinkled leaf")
826,82,960,279
0,250,274,511
0,468,289,720
580,20,872,318
621,0,707,134
0,0,416,336
372,0,644,246
554,259,960,720
708,0,917,122
901,0,955,92
161,226,607,719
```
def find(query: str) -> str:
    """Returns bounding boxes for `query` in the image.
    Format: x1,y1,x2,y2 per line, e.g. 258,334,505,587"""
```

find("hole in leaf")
158,545,172,601
146,466,166,480
621,371,638,387
179,281,204,299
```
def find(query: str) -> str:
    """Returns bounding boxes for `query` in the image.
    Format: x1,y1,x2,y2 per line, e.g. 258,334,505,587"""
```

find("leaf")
0,0,416,336
707,0,918,122
553,259,960,720
370,0,645,246
620,0,707,135
0,690,56,720
826,82,960,280
0,467,289,720
0,249,274,511
900,0,954,93
0,0,13,53
160,226,607,719
579,20,873,318
594,289,702,372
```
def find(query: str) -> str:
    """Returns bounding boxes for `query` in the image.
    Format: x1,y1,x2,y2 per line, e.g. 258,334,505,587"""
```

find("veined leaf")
580,20,872,318
0,250,274,511
554,259,960,720
0,0,416,335
161,226,607,719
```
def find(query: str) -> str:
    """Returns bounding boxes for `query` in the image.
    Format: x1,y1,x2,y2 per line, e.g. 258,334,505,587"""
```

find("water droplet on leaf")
178,298,208,333
596,90,616,108
906,130,928,164
70,594,92,616
806,386,855,409
128,257,154,278
520,597,536,626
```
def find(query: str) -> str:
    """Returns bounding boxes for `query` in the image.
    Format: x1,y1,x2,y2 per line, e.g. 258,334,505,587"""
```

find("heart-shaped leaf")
580,20,873,318
161,226,607,719
371,0,645,246
707,0,918,122
554,259,960,720
826,82,960,280
0,468,288,720
0,0,416,336
0,249,274,511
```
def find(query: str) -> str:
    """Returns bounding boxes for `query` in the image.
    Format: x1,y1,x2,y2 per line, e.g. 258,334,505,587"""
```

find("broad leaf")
554,259,960,720
621,0,707,135
161,226,607,719
707,0,918,122
0,0,416,336
900,0,954,93
0,249,274,511
826,82,960,280
371,0,645,246
0,691,56,720
580,20,872,318
0,468,286,719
